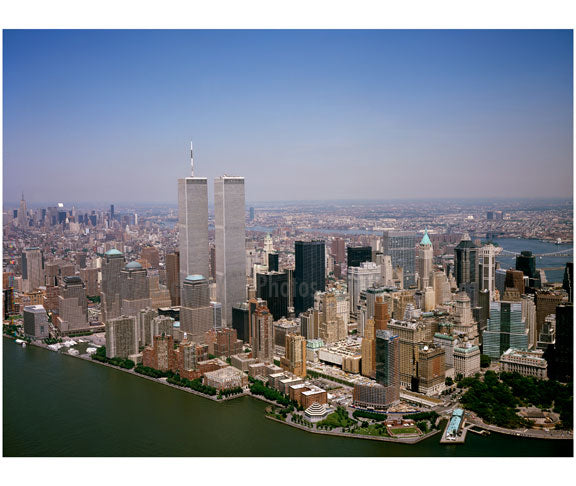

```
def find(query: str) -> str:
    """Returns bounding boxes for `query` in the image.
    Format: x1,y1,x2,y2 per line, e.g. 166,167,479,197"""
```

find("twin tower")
177,144,246,326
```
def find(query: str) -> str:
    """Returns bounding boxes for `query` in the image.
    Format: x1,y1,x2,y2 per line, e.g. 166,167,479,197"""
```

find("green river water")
3,338,573,457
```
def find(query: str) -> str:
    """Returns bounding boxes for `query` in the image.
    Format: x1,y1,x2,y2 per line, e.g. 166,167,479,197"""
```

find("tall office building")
56,276,88,333
551,304,573,382
382,230,419,288
22,247,44,293
374,329,400,405
535,291,565,339
348,262,382,316
477,244,503,301
232,302,250,343
505,269,525,296
454,233,478,289
416,345,446,395
268,252,279,272
119,261,151,317
215,176,246,326
281,334,307,378
23,305,50,339
178,147,209,288
294,241,325,316
100,249,125,323
483,301,529,359
140,246,160,269
417,229,434,290
516,251,537,279
347,246,372,268
18,192,28,228
105,315,138,359
180,275,213,343
331,237,346,264
256,271,289,320
562,262,573,303
251,303,274,361
165,251,181,306
387,320,427,388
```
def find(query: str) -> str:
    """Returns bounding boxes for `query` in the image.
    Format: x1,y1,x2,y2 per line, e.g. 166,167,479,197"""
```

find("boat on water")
555,238,562,245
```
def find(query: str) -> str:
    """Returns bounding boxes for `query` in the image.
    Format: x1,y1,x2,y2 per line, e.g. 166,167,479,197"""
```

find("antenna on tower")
190,141,194,177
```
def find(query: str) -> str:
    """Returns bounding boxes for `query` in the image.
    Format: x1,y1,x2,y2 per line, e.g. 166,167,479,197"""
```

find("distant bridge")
499,249,573,258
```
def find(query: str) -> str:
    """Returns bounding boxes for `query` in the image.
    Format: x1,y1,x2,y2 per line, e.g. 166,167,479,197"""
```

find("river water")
3,339,572,457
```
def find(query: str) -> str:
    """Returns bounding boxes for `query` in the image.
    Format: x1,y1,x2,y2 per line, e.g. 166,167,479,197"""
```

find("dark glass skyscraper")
562,262,573,303
516,251,537,279
294,241,325,316
552,304,573,383
268,252,279,272
256,271,289,321
347,246,372,268
454,233,478,289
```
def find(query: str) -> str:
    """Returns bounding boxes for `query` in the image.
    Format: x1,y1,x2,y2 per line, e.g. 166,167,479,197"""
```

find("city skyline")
3,29,573,204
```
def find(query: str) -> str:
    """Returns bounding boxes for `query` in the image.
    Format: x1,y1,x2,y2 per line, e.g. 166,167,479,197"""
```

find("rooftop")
105,249,123,256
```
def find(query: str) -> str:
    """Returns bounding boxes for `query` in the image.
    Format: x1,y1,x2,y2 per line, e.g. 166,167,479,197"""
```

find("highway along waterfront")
3,339,573,457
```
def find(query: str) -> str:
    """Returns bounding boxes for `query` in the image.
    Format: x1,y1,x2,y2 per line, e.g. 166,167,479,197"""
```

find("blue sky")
3,29,573,204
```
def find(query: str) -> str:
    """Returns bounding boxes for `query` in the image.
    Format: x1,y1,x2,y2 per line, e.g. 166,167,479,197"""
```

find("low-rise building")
23,304,50,339
203,366,248,390
500,348,548,379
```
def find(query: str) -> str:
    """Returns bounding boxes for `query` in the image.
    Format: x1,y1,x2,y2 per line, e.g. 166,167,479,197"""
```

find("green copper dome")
420,228,432,246
105,248,123,256
185,274,206,282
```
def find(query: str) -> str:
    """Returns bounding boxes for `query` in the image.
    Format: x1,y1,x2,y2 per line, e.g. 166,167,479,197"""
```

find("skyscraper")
22,247,44,293
382,230,419,288
483,301,529,359
215,176,246,326
294,240,325,316
120,261,151,317
347,262,381,316
417,229,434,290
551,304,573,382
477,244,503,300
281,333,307,378
516,251,537,279
56,276,89,333
251,303,274,360
347,246,372,268
331,237,346,264
454,233,478,289
23,305,49,339
256,271,289,320
105,315,138,359
374,329,400,405
180,274,213,343
562,262,573,303
100,249,125,323
178,144,209,288
18,192,28,228
165,251,181,306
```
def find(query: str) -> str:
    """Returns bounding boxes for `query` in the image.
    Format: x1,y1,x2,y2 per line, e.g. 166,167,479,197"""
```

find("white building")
500,348,547,379
347,262,381,316
453,344,481,377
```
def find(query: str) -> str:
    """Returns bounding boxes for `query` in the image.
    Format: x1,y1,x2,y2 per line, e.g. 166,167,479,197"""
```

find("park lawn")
389,426,421,435
353,424,389,437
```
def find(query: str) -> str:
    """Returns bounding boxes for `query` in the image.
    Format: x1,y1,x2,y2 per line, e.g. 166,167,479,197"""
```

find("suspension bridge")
498,248,573,258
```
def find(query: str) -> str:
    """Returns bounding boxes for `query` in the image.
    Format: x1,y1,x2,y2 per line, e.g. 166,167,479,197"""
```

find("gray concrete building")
106,315,138,358
23,304,50,339
215,176,246,325
178,176,209,287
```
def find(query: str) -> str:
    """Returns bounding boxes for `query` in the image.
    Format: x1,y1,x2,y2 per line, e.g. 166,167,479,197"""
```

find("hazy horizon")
3,29,573,204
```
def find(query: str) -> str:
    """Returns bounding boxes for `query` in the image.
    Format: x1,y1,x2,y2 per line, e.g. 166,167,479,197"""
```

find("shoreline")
4,336,573,443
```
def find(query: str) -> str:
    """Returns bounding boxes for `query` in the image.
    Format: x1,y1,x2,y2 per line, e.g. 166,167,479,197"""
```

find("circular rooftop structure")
185,274,206,282
105,248,123,256
125,261,143,270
